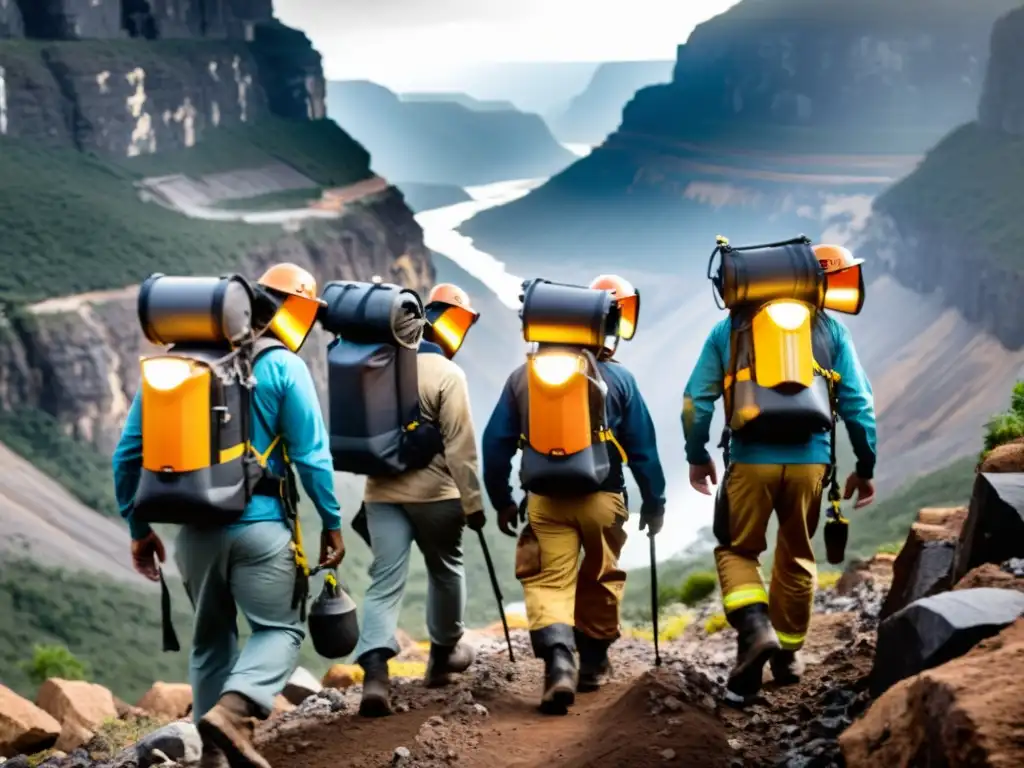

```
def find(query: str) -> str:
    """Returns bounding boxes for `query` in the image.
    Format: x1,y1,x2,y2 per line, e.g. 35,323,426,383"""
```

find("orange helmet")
425,283,479,359
813,245,866,315
256,263,325,352
812,244,864,274
589,274,640,342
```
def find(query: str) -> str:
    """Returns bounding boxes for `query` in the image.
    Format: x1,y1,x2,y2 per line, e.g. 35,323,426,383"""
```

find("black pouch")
352,503,371,547
515,523,542,580
712,467,733,548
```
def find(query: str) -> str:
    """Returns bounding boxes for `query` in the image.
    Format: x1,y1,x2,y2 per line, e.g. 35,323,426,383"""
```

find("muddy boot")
358,650,392,718
575,630,613,693
425,640,476,688
724,604,780,707
199,746,230,768
197,692,271,768
770,649,806,686
540,645,578,715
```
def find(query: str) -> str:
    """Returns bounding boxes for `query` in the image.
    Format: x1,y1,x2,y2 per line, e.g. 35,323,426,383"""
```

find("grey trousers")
352,499,467,661
175,521,304,721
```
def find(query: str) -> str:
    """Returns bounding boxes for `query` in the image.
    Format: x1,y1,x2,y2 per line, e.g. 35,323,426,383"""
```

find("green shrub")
21,644,89,685
876,541,904,555
677,571,718,606
982,380,1024,457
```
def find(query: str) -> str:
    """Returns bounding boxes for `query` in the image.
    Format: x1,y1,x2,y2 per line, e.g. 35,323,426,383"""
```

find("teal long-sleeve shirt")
112,346,342,540
682,314,877,478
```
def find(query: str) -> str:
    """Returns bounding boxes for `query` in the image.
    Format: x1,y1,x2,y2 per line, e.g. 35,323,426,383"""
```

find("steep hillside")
463,0,1017,266
326,80,576,187
854,4,1024,350
401,92,517,112
547,60,674,145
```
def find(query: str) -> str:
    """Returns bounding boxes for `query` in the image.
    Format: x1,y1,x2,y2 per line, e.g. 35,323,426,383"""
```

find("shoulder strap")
249,335,291,467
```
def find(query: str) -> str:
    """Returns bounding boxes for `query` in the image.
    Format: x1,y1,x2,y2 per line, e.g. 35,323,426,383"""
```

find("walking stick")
649,532,662,667
476,529,516,663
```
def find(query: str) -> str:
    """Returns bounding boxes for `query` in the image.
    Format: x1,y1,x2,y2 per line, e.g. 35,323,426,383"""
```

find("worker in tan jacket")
353,283,485,718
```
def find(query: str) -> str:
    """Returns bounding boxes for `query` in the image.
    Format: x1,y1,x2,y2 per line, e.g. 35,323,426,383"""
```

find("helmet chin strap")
599,335,620,360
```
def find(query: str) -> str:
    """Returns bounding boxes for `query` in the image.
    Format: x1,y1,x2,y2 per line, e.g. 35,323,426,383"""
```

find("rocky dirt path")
255,582,882,768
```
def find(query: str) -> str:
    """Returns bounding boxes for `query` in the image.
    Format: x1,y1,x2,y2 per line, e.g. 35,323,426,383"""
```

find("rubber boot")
197,692,271,768
575,630,613,693
425,640,476,688
770,649,806,686
358,650,392,718
540,645,578,715
724,604,780,706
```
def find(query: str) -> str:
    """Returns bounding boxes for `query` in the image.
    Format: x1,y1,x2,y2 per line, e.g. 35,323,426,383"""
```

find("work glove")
639,502,665,537
466,510,486,531
130,531,166,583
689,461,718,496
843,472,876,509
319,528,345,569
498,503,520,538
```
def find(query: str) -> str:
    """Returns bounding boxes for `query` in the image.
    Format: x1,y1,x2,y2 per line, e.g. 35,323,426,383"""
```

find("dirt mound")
841,618,1024,767
954,563,1024,593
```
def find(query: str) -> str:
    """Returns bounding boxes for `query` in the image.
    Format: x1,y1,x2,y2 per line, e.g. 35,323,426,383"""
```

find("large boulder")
36,679,117,732
979,439,1024,473
136,683,192,720
842,618,1024,767
954,473,1024,581
880,507,967,620
871,588,1024,697
281,667,322,706
0,684,60,757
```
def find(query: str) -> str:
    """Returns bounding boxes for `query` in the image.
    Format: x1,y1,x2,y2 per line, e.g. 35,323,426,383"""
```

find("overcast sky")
274,0,741,89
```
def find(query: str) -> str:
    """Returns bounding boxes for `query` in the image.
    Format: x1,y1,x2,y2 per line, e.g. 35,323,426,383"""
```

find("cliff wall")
856,5,1024,350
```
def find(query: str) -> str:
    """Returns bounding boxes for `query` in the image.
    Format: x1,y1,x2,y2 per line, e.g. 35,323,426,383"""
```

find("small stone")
427,715,445,727
395,701,410,714
472,704,489,717
728,738,743,751
285,744,297,755
781,725,801,738
663,695,683,711
700,695,717,711
393,746,412,763
135,722,202,767
660,748,676,760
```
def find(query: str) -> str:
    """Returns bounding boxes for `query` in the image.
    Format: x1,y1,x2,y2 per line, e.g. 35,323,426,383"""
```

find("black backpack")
320,280,443,477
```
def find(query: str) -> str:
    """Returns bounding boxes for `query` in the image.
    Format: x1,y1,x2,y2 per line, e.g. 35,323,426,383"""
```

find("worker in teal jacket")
683,310,876,704
113,264,342,768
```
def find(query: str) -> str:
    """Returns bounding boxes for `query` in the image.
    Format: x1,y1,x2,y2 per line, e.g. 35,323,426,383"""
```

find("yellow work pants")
519,491,628,641
714,463,826,651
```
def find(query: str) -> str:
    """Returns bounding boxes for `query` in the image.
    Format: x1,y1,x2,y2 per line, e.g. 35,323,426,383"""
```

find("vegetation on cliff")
983,381,1024,458
0,118,373,304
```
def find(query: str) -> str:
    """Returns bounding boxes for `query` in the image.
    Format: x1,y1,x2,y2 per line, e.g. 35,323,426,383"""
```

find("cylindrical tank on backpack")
712,241,824,310
138,273,255,346
520,279,617,347
519,346,613,497
320,280,440,477
133,275,276,526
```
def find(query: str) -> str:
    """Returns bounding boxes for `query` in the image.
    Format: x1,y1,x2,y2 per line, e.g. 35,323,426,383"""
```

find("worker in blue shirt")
683,245,877,705
483,274,667,714
113,263,341,768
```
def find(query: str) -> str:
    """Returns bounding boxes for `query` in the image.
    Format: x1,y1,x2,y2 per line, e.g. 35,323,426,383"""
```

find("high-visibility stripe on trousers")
713,463,827,651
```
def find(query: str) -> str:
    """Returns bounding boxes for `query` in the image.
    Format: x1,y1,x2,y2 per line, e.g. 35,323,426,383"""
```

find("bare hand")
843,473,875,509
131,532,166,582
689,462,718,496
319,528,345,569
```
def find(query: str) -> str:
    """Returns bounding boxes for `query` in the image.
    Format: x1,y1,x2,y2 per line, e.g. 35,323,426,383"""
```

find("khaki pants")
714,463,826,650
519,491,628,645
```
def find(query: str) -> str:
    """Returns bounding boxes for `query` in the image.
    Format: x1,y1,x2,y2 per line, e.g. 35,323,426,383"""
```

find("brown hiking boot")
724,605,780,707
425,640,476,688
576,631,613,693
540,645,578,715
770,649,806,686
358,651,392,718
197,693,271,768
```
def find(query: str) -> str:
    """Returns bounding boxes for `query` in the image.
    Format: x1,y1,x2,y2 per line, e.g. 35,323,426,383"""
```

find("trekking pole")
649,532,662,667
476,529,516,664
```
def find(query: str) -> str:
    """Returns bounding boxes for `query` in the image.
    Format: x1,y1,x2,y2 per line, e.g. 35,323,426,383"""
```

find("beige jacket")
363,352,483,514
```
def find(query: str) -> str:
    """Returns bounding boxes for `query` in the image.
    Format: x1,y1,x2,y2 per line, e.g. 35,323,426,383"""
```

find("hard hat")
813,245,866,315
812,244,864,274
308,571,359,659
425,283,479,359
255,263,326,353
589,274,640,342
